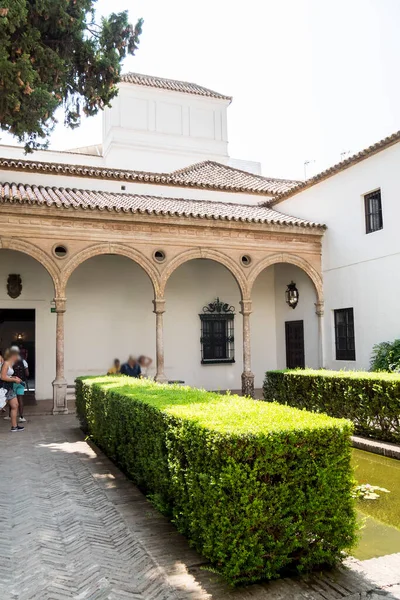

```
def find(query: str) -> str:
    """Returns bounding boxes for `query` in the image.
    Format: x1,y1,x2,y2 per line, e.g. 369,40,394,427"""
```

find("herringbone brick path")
0,416,183,600
1,415,399,600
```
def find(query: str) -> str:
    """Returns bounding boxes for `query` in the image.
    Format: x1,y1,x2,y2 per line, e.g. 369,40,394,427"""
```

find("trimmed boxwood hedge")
263,369,400,443
76,376,357,584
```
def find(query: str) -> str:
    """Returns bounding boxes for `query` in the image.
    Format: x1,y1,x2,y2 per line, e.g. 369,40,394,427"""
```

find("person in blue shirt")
120,356,141,378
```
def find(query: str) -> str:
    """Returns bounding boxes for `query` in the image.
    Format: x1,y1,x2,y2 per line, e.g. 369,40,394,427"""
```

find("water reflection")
352,449,400,559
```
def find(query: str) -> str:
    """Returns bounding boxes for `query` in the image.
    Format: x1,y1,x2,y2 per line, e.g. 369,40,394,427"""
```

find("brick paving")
1,414,400,600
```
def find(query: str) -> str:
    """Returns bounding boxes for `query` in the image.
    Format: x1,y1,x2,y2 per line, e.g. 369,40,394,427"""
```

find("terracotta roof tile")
0,157,299,196
172,161,299,195
120,72,232,101
268,130,400,205
0,182,325,229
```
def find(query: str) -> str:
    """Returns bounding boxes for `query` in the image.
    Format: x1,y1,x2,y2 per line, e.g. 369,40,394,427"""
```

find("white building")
273,132,400,371
0,72,397,409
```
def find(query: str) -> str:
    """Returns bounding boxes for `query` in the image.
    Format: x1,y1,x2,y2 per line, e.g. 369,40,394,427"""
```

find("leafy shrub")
263,369,400,443
76,376,357,584
370,339,400,372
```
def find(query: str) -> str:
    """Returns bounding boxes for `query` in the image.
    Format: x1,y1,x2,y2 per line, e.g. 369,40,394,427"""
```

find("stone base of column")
154,373,168,384
241,371,255,398
52,379,68,415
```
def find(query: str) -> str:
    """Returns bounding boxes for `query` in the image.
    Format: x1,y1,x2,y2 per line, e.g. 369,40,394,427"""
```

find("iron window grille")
364,189,383,234
334,308,356,361
200,298,235,364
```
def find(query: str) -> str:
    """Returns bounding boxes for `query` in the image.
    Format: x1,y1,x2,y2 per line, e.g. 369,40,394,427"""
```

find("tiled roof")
0,182,325,229
269,130,400,206
120,72,232,101
0,157,299,196
172,161,299,195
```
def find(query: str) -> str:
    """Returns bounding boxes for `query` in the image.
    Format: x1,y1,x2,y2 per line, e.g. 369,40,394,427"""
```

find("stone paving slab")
1,415,400,599
352,435,400,460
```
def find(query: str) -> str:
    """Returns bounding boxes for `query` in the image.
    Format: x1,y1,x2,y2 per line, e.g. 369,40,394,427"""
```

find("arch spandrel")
159,248,249,300
248,252,323,303
60,243,161,297
0,237,61,297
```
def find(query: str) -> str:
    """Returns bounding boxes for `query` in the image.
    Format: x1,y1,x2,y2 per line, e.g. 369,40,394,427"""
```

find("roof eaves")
268,129,400,206
0,182,326,229
0,157,295,196
120,72,232,102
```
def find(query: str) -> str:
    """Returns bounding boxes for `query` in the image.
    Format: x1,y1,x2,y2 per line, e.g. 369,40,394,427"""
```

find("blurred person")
10,346,29,422
0,348,24,432
138,355,152,378
120,356,141,378
107,358,121,375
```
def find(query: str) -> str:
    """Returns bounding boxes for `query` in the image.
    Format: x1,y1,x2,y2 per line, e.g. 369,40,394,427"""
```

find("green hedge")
76,376,356,584
263,369,400,443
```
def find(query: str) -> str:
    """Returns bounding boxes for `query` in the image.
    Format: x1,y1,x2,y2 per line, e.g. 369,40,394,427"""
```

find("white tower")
102,73,232,172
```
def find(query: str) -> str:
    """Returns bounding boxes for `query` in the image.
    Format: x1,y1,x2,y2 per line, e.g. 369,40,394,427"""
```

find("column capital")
315,301,324,316
240,299,252,315
153,298,165,314
54,297,67,313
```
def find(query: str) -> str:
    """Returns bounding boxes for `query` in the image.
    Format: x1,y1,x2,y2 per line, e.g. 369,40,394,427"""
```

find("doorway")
0,309,36,393
285,320,305,369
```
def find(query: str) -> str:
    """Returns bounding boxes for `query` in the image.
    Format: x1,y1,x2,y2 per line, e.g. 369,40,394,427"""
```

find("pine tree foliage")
0,1,143,151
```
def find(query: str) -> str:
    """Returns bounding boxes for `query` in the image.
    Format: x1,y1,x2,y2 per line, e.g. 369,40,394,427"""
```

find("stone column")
240,299,255,398
52,297,68,415
315,301,325,369
153,298,168,383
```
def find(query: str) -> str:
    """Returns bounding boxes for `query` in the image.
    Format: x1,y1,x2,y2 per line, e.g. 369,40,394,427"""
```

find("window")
200,298,235,364
364,189,383,234
334,308,355,361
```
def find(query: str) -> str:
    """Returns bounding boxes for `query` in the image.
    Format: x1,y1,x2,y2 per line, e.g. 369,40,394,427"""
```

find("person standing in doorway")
120,356,141,378
0,348,24,432
10,346,29,423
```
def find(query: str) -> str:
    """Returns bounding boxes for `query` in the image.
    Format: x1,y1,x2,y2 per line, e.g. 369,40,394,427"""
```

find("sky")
3,0,400,180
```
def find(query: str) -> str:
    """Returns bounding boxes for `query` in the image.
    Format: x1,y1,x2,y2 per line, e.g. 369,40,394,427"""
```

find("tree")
0,1,143,152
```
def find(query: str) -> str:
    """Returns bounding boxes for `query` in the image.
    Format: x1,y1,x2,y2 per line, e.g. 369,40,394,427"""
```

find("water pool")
352,448,400,560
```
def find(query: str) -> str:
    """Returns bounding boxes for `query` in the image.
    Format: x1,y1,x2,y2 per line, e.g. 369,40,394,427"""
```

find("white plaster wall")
276,142,400,369
228,157,262,175
251,267,277,386
164,259,242,390
323,254,399,370
64,255,156,383
273,264,319,369
0,143,103,167
103,84,230,171
0,250,56,399
164,259,277,390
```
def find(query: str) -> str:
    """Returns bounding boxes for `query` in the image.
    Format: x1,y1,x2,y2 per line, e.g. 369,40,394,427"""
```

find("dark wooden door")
285,320,305,369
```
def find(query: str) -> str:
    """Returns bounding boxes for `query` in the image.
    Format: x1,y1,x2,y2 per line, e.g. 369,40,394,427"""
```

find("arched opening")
65,254,156,383
0,249,56,400
251,262,320,388
164,258,243,391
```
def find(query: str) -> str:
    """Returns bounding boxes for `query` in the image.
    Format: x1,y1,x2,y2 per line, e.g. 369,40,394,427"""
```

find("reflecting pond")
352,448,400,560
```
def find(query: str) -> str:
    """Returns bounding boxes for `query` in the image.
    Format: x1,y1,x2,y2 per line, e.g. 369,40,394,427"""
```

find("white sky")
3,0,400,180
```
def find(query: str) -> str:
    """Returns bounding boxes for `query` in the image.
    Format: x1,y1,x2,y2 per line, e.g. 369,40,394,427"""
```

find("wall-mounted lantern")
285,281,299,309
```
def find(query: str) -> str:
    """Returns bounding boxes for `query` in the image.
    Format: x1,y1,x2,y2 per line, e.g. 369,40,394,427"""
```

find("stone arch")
248,252,323,303
159,248,248,299
60,242,161,297
0,236,61,296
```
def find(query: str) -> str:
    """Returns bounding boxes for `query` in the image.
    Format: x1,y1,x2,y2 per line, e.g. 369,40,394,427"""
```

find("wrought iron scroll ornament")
202,298,235,314
7,274,22,299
